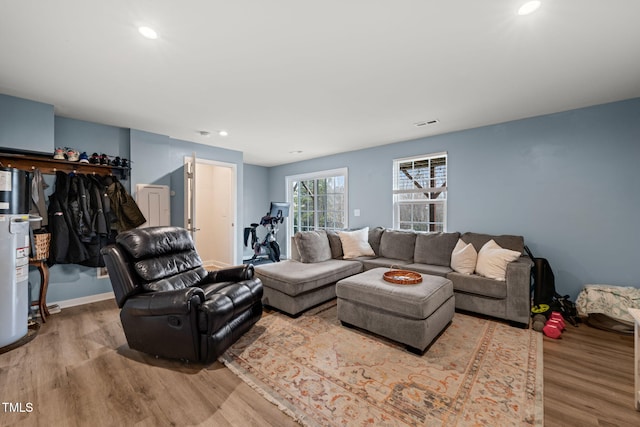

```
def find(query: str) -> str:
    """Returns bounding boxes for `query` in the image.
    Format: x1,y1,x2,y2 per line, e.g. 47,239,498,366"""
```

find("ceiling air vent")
414,119,439,127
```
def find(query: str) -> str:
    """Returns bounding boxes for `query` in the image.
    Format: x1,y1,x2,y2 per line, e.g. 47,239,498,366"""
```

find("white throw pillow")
475,239,521,281
338,228,375,259
450,239,478,275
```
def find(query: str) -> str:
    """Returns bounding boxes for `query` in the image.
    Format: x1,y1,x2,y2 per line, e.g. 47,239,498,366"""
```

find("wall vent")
414,119,439,127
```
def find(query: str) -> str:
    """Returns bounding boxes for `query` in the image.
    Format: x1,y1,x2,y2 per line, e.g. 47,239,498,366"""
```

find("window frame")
286,167,349,253
392,152,447,232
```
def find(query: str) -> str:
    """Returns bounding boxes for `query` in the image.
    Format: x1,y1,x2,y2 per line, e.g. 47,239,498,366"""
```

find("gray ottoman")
336,267,454,353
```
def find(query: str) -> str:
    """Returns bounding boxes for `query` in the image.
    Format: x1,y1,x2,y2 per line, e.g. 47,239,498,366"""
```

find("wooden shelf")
0,152,129,179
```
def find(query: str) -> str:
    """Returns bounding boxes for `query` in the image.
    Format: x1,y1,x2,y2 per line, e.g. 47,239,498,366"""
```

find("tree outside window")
393,153,447,232
287,169,348,235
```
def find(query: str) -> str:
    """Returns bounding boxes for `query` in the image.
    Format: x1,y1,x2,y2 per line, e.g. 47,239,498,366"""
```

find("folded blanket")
576,284,640,324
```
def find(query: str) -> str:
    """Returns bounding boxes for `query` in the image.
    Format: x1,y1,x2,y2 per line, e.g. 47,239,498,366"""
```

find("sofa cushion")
379,229,416,261
413,232,460,266
450,239,477,275
255,259,363,296
368,226,385,256
447,272,508,299
475,239,521,281
404,263,453,278
461,232,524,253
338,228,376,259
360,257,411,271
294,230,332,263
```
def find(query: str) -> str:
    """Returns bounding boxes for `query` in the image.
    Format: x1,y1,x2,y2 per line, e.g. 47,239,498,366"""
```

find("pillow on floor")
475,239,521,281
451,238,477,275
338,228,375,259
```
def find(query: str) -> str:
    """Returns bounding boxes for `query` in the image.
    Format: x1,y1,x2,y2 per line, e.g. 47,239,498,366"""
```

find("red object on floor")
543,322,562,339
549,312,565,329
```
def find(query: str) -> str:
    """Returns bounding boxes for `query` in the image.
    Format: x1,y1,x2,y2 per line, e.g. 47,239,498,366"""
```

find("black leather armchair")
101,226,263,363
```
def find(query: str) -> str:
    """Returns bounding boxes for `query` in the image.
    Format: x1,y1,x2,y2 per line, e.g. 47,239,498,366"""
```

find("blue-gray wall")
1,94,244,304
39,117,133,302
0,94,53,153
55,116,131,166
242,164,270,259
129,129,245,263
3,92,639,304
267,98,640,300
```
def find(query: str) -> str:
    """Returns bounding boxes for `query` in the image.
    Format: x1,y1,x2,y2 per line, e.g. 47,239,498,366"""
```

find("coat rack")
0,151,129,179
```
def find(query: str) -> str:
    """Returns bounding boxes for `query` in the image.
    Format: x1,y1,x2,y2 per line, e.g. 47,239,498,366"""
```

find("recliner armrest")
123,287,205,316
205,264,254,283
198,278,263,333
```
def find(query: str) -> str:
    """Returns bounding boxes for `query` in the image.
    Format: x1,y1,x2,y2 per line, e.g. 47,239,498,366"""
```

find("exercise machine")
244,202,290,263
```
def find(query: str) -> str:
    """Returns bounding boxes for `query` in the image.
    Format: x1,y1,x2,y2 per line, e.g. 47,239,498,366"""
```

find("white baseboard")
52,291,115,310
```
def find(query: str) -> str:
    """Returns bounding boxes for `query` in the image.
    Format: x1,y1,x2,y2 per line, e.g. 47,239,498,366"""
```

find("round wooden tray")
383,269,423,285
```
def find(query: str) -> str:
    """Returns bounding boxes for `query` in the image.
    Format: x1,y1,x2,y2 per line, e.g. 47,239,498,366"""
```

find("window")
393,153,447,232
287,168,348,235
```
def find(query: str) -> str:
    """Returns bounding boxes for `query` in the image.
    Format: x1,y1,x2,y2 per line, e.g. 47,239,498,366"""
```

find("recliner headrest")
117,226,195,259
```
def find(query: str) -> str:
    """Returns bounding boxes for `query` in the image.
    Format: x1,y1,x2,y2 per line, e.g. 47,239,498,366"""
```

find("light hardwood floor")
1,299,639,426
544,320,640,427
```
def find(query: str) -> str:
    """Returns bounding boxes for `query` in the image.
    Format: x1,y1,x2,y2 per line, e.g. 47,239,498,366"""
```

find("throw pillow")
475,239,521,281
414,232,460,266
294,230,332,263
338,228,375,259
326,230,344,259
450,238,477,275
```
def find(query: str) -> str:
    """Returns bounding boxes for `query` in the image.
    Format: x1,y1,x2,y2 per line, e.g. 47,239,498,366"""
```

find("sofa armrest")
505,256,533,324
122,287,205,317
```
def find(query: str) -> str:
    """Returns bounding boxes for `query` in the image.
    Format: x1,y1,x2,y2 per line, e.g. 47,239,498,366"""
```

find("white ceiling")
1,1,639,167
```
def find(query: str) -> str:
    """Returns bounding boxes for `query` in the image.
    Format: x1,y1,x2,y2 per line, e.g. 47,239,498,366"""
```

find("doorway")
136,184,170,227
185,156,237,268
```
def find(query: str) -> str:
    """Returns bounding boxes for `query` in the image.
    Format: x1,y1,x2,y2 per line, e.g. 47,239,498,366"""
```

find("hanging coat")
68,174,94,243
29,168,48,229
106,177,146,232
48,171,89,265
79,175,113,268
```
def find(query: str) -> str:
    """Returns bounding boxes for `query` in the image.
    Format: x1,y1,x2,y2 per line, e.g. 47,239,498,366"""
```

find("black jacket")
48,171,89,265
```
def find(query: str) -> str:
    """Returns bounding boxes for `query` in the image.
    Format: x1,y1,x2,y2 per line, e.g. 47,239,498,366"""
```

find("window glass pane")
289,170,347,235
398,204,413,222
393,153,447,232
317,195,327,211
412,204,427,223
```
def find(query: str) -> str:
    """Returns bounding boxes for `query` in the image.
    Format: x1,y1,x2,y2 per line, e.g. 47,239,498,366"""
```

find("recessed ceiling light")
218,130,228,137
138,26,158,39
518,1,541,16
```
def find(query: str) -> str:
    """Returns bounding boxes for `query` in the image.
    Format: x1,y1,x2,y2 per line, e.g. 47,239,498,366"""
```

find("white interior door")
136,184,170,227
185,156,236,268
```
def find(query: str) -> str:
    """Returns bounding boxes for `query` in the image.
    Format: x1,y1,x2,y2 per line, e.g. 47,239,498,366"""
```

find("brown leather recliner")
101,226,263,363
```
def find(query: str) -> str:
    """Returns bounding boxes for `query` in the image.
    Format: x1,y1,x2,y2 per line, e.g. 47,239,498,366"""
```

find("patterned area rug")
220,302,543,426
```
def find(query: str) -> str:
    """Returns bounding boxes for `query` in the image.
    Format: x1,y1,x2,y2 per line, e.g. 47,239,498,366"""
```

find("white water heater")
0,167,32,348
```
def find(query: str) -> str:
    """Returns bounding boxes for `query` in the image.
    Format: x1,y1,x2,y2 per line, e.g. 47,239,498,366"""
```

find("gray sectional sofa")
254,227,533,326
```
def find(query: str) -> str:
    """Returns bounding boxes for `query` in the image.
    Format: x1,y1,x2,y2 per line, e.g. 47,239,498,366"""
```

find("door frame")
184,156,238,266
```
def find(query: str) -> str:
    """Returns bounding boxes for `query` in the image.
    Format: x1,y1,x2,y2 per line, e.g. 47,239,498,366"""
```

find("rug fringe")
534,331,545,426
